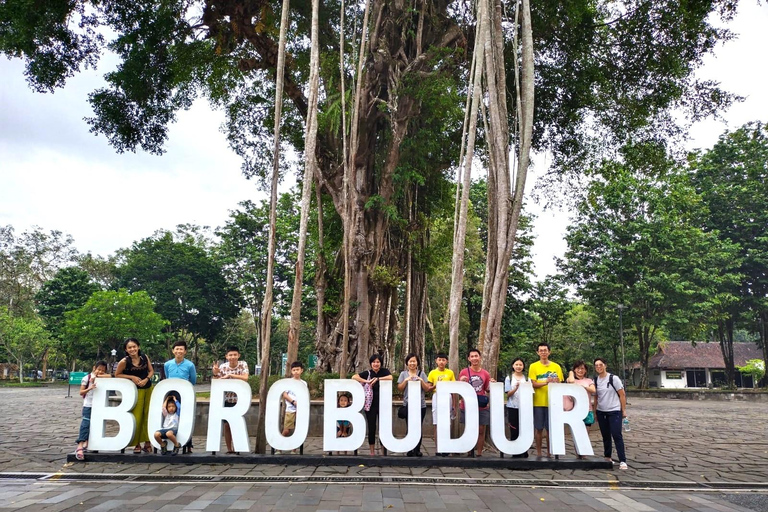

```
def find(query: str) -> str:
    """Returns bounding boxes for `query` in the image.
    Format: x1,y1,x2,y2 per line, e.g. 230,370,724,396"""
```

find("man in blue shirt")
164,341,197,384
164,341,197,451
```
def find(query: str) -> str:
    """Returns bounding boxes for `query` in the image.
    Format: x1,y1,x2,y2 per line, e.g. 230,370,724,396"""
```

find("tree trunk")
759,311,768,388
286,0,321,374
448,5,485,376
479,0,533,379
254,0,291,454
718,317,736,388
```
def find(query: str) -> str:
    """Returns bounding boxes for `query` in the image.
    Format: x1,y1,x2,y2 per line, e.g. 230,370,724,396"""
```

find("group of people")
75,339,201,460
350,343,628,467
504,342,628,468
75,339,628,468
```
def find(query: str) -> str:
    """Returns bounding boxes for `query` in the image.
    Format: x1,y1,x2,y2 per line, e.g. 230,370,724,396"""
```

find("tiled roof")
647,341,763,370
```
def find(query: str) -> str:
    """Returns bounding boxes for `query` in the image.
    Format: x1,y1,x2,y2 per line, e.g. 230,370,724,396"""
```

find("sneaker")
161,441,167,455
291,449,299,454
619,462,628,470
172,444,179,456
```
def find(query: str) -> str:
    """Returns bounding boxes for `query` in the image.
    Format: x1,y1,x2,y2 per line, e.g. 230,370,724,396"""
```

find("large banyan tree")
2,0,739,377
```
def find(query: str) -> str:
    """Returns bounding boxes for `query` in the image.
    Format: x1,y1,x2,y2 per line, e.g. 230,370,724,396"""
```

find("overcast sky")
1,2,766,279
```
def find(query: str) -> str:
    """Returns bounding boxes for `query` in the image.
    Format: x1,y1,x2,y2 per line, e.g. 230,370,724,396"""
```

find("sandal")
142,445,152,453
75,447,85,461
133,446,142,454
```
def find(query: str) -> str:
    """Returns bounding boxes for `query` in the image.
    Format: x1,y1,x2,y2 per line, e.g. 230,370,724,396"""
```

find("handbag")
397,405,408,419
467,366,489,408
363,370,374,411
584,410,595,426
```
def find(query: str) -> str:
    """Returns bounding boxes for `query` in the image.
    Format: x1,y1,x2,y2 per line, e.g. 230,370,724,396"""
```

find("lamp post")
617,304,626,383
110,349,117,376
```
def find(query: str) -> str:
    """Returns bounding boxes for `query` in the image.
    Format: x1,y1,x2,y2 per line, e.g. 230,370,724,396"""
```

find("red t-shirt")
458,367,491,410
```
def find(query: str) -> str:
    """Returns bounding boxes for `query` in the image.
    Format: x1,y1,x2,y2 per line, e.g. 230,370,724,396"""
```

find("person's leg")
533,407,545,456
608,412,626,463
476,409,490,456
366,409,377,455
414,408,426,455
167,430,179,454
130,387,151,450
224,421,233,452
596,410,613,461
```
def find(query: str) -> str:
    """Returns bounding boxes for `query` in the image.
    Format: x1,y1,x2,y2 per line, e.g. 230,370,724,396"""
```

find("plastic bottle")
622,417,630,432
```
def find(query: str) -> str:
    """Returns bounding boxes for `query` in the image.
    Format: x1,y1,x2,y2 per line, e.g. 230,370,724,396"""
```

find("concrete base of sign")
66,452,612,469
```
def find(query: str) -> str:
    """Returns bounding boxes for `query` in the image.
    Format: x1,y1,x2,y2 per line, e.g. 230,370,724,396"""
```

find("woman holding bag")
352,354,392,455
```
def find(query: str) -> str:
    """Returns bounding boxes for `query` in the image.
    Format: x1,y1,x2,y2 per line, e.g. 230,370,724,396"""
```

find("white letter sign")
435,381,478,453
547,383,594,456
266,378,310,451
206,379,252,453
378,380,421,453
323,379,367,452
489,380,534,456
148,378,196,450
88,378,137,452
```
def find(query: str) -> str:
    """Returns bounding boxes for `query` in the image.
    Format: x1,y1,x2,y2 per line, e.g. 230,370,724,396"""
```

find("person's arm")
212,360,220,378
189,362,197,385
227,362,249,381
79,376,94,398
145,356,154,381
396,373,408,392
114,359,138,384
618,388,627,418
585,379,596,394
378,371,393,381
459,369,468,382
566,370,576,383
282,391,297,407
419,372,431,391
352,373,367,383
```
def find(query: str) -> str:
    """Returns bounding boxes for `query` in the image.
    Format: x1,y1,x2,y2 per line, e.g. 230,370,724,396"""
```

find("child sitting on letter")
336,392,352,455
155,395,181,455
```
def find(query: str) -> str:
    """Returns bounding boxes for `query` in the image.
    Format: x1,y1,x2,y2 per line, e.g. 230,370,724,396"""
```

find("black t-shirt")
358,367,391,411
123,354,152,389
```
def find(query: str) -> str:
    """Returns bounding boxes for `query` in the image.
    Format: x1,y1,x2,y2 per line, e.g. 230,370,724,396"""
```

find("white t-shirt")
284,380,308,412
163,412,179,429
596,373,624,412
504,375,527,409
81,373,97,408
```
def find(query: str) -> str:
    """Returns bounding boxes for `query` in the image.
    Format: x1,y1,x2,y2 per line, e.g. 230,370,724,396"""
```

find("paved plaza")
1,386,767,511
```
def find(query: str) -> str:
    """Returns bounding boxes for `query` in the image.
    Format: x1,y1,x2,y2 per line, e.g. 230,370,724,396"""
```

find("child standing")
75,361,111,461
154,395,181,455
281,361,306,453
427,352,456,455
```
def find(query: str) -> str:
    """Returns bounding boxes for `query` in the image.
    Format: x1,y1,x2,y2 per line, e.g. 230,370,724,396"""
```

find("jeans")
77,407,92,443
596,410,626,463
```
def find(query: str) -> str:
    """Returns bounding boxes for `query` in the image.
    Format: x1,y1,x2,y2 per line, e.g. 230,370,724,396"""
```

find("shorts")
157,428,177,439
284,411,296,431
224,401,236,408
460,408,490,426
533,406,549,431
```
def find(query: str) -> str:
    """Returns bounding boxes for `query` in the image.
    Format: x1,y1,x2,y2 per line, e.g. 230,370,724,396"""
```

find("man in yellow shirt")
427,353,455,456
528,342,563,458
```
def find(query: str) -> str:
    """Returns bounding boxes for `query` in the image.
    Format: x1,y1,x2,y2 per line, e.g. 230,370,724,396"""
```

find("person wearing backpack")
594,358,628,470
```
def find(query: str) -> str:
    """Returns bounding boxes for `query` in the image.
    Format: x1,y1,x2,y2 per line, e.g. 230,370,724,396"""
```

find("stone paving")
1,385,767,511
0,480,763,512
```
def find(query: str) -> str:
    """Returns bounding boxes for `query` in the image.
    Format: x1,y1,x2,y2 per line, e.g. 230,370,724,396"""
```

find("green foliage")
117,231,242,342
737,359,765,382
0,306,51,382
562,145,740,387
63,289,168,359
35,267,100,339
0,225,78,316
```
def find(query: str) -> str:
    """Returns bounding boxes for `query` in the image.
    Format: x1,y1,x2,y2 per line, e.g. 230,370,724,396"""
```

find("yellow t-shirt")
427,367,456,393
528,360,563,407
